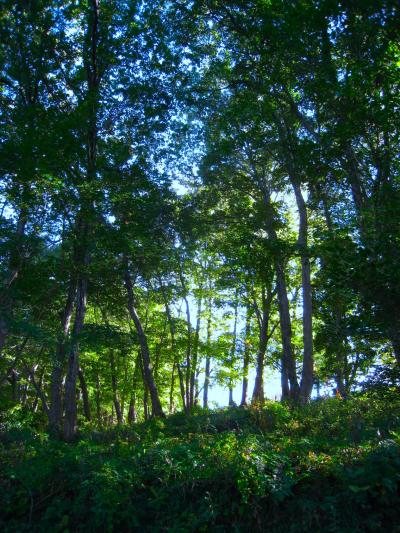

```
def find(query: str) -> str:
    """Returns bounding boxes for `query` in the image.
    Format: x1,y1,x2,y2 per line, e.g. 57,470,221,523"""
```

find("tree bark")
228,294,238,406
78,367,91,421
203,298,212,409
49,279,77,436
63,274,88,441
241,304,251,406
262,190,299,400
291,181,314,403
275,259,299,400
128,394,136,423
109,350,123,424
95,372,101,425
124,263,164,417
190,294,202,408
252,287,272,404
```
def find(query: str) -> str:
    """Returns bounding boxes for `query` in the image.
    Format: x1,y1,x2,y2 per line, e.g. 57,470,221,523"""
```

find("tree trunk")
124,263,164,417
275,260,299,400
32,368,45,413
128,393,136,423
228,294,238,406
161,283,187,412
78,367,91,421
169,362,176,413
203,299,212,409
95,372,101,425
63,275,88,441
190,294,202,408
291,181,313,403
241,305,251,406
262,191,299,400
109,350,123,424
49,280,76,436
62,0,100,440
252,287,271,405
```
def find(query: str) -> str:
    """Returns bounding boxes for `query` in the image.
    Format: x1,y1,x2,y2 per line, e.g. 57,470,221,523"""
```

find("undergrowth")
1,393,399,532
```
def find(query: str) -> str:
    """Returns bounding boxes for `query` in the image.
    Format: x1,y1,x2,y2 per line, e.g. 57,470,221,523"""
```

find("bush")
0,396,399,532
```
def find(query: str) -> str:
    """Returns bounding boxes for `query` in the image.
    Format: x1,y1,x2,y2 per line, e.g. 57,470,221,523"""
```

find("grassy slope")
1,394,399,532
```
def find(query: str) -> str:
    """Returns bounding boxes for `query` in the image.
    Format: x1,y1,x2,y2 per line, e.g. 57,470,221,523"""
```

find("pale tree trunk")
178,268,192,411
32,368,45,413
203,297,212,409
21,359,49,417
291,181,313,403
169,362,176,413
128,355,140,423
124,263,164,417
228,294,238,406
190,294,202,408
240,304,251,406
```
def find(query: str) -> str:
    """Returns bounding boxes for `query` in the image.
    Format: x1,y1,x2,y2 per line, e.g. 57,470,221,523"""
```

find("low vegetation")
1,393,399,532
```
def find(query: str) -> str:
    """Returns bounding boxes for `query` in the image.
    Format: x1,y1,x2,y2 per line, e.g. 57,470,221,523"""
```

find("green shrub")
0,395,399,532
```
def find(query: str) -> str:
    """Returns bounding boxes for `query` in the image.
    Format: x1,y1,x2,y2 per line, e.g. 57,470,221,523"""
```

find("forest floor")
1,393,399,532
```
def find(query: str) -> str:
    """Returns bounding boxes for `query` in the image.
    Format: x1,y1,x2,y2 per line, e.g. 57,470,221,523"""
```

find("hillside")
1,393,399,532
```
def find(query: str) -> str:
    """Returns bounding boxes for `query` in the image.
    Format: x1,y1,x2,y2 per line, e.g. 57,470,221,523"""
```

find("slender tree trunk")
252,287,271,405
203,299,212,409
32,368,45,413
109,350,123,424
143,386,149,421
169,362,176,414
203,356,211,409
78,367,91,421
291,181,313,402
95,372,101,425
160,281,187,412
124,263,164,417
228,294,238,406
183,295,192,409
128,355,140,423
63,274,88,441
241,305,251,406
275,260,299,400
49,280,76,436
262,191,299,400
21,359,49,417
190,294,202,408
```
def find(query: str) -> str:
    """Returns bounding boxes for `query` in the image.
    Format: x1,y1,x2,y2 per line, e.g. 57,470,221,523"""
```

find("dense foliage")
1,394,399,532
